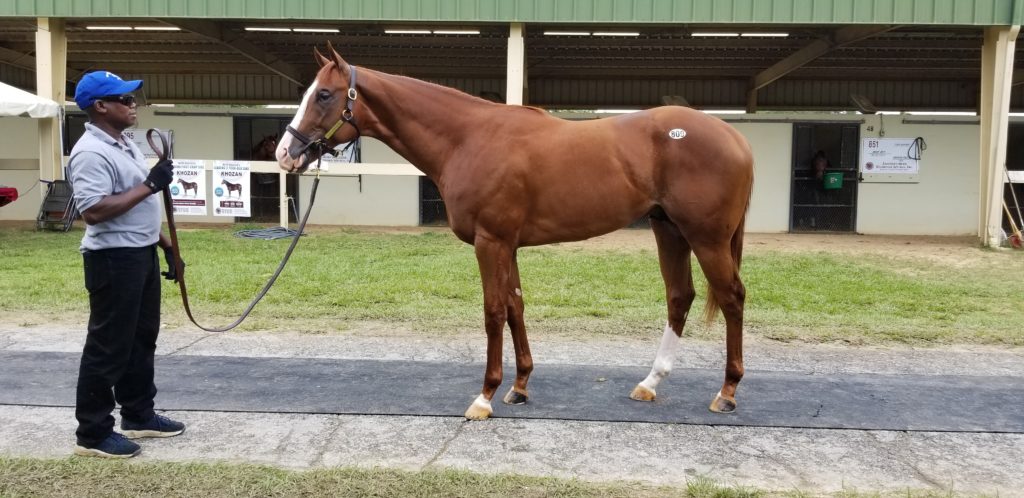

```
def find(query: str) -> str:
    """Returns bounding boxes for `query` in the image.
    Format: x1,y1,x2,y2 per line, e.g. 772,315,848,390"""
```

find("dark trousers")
75,245,161,446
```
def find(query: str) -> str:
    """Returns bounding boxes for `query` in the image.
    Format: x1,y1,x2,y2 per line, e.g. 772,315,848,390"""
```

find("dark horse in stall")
277,45,754,420
251,135,278,161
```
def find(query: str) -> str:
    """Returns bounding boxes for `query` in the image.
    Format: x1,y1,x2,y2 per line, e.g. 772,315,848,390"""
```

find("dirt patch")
544,229,1003,267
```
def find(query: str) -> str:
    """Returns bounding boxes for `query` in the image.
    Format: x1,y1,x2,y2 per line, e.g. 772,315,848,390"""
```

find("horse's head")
277,43,361,173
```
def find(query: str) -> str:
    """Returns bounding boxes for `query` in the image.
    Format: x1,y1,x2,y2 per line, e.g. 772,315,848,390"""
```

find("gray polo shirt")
68,122,161,252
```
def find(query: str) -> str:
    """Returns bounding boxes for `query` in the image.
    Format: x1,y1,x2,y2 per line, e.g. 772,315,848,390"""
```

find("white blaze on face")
638,322,681,392
276,78,318,170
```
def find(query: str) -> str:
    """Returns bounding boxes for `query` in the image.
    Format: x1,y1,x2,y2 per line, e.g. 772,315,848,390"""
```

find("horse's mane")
360,65,549,117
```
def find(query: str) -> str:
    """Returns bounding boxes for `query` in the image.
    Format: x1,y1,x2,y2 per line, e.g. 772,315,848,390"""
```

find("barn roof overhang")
4,0,1024,25
0,1,1022,111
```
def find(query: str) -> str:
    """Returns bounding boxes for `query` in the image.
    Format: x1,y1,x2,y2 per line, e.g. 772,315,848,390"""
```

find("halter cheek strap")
325,65,360,141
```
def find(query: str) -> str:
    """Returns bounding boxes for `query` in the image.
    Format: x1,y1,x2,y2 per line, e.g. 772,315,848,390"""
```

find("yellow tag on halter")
324,119,345,140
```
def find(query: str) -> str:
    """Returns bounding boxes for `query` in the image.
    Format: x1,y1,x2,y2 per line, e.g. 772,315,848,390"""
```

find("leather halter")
286,64,360,161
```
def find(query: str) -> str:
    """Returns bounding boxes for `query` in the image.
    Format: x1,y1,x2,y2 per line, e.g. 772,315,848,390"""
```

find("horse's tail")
702,182,751,327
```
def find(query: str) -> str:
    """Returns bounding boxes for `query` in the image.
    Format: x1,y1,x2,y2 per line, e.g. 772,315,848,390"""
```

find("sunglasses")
96,94,137,106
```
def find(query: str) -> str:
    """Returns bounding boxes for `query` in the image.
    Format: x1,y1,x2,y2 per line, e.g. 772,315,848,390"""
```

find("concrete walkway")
2,325,1023,495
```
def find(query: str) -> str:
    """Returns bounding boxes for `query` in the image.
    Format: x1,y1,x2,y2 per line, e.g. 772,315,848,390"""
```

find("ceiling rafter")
746,25,899,112
164,19,305,87
0,44,85,82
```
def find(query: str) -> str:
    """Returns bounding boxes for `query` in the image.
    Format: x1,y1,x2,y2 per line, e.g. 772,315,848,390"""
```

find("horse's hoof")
464,394,493,421
502,387,529,405
709,391,737,413
629,384,656,402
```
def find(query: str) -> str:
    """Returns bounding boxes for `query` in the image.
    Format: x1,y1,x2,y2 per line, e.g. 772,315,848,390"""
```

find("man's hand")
144,159,174,193
161,246,184,282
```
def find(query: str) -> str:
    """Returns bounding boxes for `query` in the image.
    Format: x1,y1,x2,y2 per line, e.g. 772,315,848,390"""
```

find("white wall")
720,113,982,235
856,115,979,235
0,117,43,220
730,120,792,232
301,174,419,226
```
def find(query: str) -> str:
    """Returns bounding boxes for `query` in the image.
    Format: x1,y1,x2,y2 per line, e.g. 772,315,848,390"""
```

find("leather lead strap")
147,128,319,333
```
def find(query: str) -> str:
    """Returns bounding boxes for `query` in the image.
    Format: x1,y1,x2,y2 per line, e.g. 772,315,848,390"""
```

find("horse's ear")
313,47,330,68
326,40,349,75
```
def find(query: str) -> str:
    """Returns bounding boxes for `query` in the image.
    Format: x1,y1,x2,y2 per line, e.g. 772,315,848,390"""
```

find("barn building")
1,1,1022,246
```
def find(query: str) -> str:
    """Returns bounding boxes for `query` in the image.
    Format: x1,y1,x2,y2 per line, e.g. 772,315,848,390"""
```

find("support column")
978,25,1020,247
506,23,525,105
35,17,67,195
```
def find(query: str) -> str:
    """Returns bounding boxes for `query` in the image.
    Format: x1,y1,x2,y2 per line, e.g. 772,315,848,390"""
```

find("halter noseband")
286,64,361,161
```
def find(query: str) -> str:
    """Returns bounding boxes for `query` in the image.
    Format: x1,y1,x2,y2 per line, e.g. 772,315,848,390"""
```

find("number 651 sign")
861,138,919,174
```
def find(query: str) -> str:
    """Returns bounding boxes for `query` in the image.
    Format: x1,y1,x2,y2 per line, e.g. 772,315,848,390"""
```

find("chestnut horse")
278,46,754,420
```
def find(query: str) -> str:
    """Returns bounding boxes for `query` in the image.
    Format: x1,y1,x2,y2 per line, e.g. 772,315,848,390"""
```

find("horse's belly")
518,195,651,246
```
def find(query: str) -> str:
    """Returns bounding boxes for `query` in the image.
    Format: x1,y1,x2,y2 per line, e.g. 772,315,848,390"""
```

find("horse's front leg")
465,234,514,420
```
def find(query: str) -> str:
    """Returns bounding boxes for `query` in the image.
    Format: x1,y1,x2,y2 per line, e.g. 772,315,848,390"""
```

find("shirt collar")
84,122,130,148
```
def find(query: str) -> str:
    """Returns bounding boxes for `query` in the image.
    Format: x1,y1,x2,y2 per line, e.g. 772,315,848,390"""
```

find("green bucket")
823,172,843,190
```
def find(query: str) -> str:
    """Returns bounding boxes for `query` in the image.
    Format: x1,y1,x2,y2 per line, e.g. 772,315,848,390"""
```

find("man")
67,71,185,458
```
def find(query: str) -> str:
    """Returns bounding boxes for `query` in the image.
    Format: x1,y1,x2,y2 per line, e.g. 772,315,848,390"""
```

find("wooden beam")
0,45,84,81
36,18,65,186
747,25,897,112
164,19,304,87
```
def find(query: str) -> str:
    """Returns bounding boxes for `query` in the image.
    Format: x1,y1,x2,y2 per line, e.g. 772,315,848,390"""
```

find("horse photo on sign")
221,179,243,198
177,178,199,197
277,44,754,421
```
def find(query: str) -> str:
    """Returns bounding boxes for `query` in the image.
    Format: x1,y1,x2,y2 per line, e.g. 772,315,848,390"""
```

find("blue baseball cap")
74,71,143,110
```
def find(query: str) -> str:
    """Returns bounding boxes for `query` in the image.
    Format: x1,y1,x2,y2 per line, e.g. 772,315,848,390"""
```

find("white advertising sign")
212,161,251,217
124,128,171,158
317,141,358,171
168,160,207,216
860,138,920,174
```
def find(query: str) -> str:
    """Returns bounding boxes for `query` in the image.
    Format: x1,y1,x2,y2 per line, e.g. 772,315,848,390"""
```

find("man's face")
93,93,138,130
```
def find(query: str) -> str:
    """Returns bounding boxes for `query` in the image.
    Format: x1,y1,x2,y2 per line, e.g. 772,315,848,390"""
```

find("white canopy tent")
0,81,61,118
0,81,71,228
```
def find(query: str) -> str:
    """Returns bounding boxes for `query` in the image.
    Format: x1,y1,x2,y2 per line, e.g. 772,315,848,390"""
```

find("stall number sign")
124,128,170,159
861,138,920,174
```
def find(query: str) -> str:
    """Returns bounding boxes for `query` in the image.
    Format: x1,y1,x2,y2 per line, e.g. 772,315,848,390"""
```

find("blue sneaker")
73,432,141,459
121,414,185,439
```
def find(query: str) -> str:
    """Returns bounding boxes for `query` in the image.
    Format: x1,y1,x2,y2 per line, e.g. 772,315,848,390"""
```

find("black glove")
144,159,174,193
161,246,184,282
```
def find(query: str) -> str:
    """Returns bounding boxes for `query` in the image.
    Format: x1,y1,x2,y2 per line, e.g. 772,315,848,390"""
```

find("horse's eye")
317,89,331,103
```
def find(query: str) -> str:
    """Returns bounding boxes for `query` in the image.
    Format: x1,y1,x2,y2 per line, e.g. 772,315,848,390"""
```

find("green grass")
0,457,987,498
0,225,1021,346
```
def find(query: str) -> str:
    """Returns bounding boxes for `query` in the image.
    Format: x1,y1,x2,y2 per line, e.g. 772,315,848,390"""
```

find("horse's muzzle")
276,136,314,173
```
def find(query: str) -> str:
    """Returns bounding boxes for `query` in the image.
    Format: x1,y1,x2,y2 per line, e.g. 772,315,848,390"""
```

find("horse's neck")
359,70,492,180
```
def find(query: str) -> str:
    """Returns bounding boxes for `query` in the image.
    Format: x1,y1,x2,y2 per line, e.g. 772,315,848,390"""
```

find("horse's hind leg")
502,252,533,405
630,217,695,402
691,239,746,413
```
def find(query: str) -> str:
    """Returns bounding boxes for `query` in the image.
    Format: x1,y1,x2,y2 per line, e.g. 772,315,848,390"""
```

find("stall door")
790,123,859,232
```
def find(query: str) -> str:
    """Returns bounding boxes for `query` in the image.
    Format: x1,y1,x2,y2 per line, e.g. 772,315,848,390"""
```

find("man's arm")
158,233,172,251
77,158,174,225
79,184,153,225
